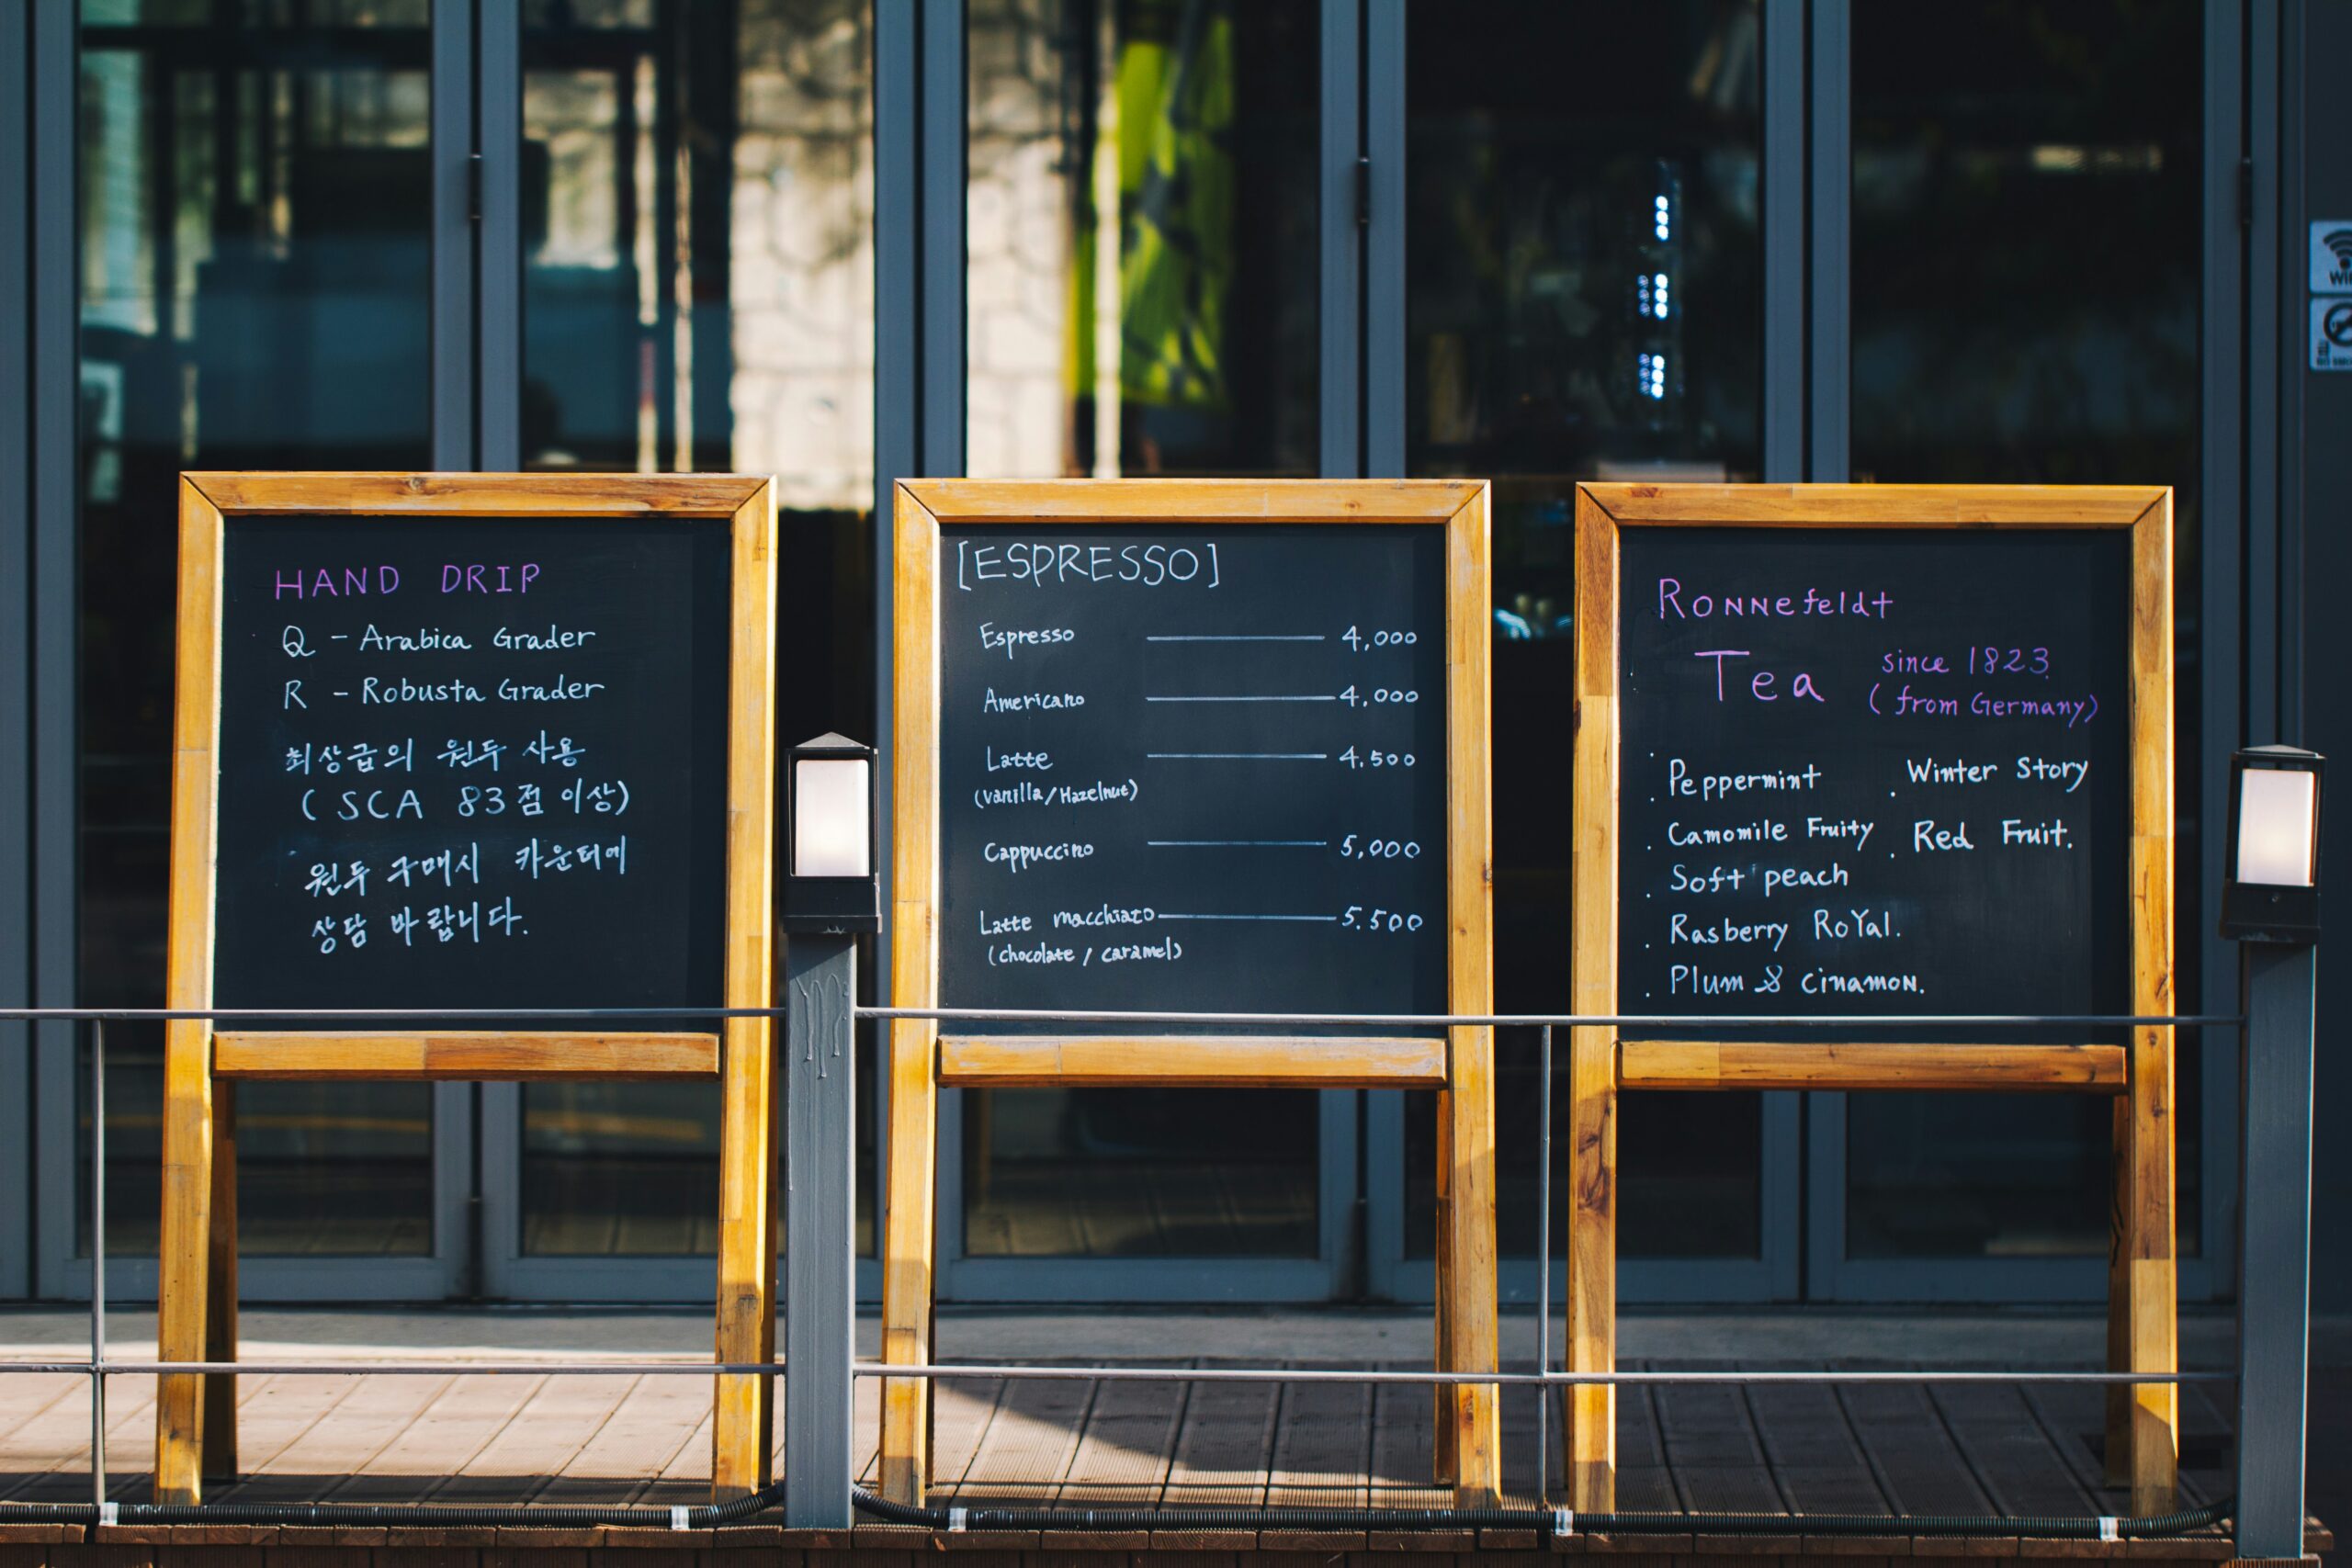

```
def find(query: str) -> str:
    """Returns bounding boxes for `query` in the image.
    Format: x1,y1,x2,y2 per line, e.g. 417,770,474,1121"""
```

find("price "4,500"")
1340,906,1424,933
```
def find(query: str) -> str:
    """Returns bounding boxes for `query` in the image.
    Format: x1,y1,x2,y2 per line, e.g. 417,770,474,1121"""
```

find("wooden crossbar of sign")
157,472,778,1504
886,479,1499,1506
1568,482,2176,1516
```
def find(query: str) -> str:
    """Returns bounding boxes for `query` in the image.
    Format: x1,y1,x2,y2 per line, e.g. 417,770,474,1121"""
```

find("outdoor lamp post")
2223,746,2324,1561
781,733,877,1528
786,731,880,933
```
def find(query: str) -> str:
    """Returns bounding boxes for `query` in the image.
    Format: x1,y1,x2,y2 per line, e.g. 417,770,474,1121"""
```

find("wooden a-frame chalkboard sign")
157,473,778,1504
1568,482,2177,1514
885,479,1501,1505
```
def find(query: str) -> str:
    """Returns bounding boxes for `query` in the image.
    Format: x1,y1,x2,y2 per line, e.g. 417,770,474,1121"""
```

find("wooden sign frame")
1568,482,2177,1513
887,479,1499,1504
157,472,779,1503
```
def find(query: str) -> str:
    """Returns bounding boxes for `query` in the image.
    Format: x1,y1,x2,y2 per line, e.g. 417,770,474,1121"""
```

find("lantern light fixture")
2220,744,2324,944
784,732,879,933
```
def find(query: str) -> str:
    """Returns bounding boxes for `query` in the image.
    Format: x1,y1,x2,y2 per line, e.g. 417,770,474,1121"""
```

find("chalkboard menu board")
1617,525,2133,1032
934,524,1451,1028
209,513,733,1022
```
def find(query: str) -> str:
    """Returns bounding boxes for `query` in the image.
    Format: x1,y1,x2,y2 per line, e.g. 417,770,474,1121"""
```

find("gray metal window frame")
1361,0,1804,1309
0,0,2286,1310
28,0,471,1303
1,0,32,1303
1800,0,2244,1305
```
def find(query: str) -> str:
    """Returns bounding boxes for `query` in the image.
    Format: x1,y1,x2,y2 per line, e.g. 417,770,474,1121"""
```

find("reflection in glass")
965,0,1317,479
953,0,1322,1262
1405,0,1764,1262
76,5,436,1258
1844,0,2202,1262
517,0,879,1258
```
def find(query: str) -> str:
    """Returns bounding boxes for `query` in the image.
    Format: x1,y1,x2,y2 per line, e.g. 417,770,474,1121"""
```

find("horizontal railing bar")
0,1359,2235,1385
870,1006,2242,1029
852,1363,2231,1386
0,1006,2244,1028
0,1360,786,1376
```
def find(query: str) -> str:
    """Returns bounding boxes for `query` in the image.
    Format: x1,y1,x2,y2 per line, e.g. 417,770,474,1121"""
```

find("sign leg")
202,1081,239,1482
2125,1016,2179,1515
1443,1024,1500,1506
154,1017,214,1504
1431,1087,1457,1486
2233,941,2316,1560
1566,1024,1616,1512
714,1007,778,1499
878,1020,939,1506
785,934,858,1529
2105,1095,2132,1489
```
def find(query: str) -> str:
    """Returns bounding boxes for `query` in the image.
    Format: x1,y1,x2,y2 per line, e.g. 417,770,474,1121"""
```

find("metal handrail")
0,1000,2245,1518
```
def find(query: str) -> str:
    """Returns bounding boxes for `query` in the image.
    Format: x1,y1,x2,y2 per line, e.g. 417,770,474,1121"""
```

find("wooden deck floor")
0,1359,2244,1517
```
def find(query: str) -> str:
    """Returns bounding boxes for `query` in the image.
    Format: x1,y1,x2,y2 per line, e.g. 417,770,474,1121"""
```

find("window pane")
1404,0,1765,1262
76,6,435,1258
956,0,1321,1261
1844,0,2202,1262
966,0,1318,479
516,0,878,1258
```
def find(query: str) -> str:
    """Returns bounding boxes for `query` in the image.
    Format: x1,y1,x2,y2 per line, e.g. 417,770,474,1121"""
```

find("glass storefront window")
1404,0,1766,1263
516,0,878,1259
957,0,1322,1259
1844,0,2203,1261
965,0,1318,479
76,0,437,1260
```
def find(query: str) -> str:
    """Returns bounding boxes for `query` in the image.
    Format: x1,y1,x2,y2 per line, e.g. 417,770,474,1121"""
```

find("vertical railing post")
784,936,859,1528
90,1018,106,1506
2233,940,2317,1560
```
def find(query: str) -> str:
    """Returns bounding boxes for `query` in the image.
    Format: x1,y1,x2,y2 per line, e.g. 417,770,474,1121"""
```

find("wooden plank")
1267,1369,1373,1510
1741,1377,1890,1517
1580,481,2168,529
1653,1373,1784,1515
213,1034,719,1080
1928,1382,2099,1518
1615,1041,2126,1093
712,480,781,1502
949,1370,1092,1505
881,483,944,1506
2121,492,2180,1516
936,1035,1446,1088
157,476,228,1505
434,1374,638,1506
1056,1376,1184,1508
184,471,767,516
1162,1368,1280,1507
1835,1381,1996,1518
1442,488,1500,1508
1566,486,1620,1512
902,477,1482,524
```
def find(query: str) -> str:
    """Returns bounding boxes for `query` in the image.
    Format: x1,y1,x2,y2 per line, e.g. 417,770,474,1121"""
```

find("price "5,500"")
1340,907,1424,933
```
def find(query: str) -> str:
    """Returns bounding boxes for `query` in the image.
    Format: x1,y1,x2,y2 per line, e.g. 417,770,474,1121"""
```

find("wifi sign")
2311,221,2352,294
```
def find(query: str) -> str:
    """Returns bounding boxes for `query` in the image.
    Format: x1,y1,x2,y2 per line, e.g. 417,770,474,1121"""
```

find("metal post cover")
2233,940,2317,1561
784,934,858,1529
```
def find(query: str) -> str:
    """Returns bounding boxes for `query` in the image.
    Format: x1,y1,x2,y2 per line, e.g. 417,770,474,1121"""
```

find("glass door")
40,0,465,1300
480,0,880,1301
1814,0,2221,1301
936,0,1350,1302
1372,0,1798,1306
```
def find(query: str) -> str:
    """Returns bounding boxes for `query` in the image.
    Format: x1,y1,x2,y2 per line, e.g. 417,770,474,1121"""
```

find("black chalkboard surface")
935,524,1450,1028
210,513,732,1022
1617,525,2133,1033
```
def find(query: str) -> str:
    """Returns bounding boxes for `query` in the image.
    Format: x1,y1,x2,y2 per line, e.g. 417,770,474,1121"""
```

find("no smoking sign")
2313,298,2352,371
